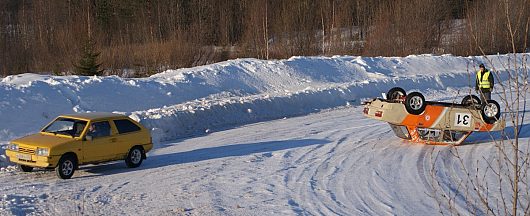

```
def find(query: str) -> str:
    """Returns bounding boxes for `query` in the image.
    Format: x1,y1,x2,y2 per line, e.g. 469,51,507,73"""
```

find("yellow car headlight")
36,148,49,156
8,143,18,151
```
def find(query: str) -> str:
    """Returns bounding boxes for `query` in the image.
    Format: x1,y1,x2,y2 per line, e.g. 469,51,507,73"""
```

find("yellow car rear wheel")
125,146,144,168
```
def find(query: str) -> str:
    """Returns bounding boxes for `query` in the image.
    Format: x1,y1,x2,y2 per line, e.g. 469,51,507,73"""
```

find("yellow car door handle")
110,138,117,142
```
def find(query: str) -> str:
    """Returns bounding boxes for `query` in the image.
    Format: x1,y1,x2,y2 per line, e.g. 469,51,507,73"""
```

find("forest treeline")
1,0,529,77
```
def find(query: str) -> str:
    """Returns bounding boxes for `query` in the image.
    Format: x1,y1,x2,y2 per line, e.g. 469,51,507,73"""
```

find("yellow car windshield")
42,118,88,137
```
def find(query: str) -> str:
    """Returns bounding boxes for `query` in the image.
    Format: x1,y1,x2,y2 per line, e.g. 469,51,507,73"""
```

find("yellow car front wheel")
19,165,34,172
55,154,77,179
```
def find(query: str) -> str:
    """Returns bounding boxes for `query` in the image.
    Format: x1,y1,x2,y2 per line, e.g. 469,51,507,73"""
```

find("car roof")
59,112,127,121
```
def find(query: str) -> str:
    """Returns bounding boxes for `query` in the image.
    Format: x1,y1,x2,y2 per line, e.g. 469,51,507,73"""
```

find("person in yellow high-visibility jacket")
475,63,494,101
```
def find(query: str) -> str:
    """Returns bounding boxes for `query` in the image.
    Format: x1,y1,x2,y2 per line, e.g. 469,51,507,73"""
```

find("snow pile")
0,54,524,146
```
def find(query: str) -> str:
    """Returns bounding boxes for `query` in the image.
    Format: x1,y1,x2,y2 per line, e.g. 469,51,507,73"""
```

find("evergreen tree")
74,39,103,76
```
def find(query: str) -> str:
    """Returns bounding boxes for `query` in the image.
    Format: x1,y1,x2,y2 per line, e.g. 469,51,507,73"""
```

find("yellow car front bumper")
5,150,59,168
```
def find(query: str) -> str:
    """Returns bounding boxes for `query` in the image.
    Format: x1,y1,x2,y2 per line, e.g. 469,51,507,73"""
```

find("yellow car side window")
87,121,111,138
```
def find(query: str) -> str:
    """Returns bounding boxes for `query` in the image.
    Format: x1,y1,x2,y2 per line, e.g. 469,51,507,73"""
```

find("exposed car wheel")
55,154,77,179
461,95,481,107
387,87,406,102
481,100,501,124
125,146,144,168
18,165,34,172
405,92,426,115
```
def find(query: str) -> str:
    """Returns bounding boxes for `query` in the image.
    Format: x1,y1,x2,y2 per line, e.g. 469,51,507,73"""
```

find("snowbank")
0,54,525,145
132,71,490,142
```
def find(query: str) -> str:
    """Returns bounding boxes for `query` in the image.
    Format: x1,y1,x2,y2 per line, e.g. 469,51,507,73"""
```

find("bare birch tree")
429,1,530,215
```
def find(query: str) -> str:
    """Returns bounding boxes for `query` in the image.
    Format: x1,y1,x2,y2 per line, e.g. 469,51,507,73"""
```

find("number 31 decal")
455,113,471,127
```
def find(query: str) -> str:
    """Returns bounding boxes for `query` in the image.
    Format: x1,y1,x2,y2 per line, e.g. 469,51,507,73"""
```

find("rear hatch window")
113,119,141,134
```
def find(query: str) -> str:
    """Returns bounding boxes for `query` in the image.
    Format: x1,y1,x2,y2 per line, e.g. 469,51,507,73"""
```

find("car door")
83,120,115,162
111,119,143,157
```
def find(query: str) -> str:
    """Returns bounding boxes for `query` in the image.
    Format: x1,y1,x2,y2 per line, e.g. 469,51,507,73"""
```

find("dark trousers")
479,90,491,102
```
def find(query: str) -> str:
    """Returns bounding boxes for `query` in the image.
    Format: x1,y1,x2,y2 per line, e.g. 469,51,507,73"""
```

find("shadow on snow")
464,123,530,145
78,138,330,177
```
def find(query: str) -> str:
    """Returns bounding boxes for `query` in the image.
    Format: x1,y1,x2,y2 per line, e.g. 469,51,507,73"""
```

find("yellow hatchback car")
5,112,153,179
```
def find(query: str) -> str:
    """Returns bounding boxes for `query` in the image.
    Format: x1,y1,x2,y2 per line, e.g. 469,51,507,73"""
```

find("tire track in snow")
429,142,500,214
280,107,467,215
282,117,394,215
415,145,436,203
303,136,354,215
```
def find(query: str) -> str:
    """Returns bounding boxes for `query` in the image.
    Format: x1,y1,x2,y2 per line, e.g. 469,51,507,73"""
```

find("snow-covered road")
2,103,527,215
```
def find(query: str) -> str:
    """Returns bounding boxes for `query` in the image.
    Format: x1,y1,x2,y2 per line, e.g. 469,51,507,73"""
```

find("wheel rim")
409,96,423,110
484,103,498,117
131,149,142,164
62,160,74,176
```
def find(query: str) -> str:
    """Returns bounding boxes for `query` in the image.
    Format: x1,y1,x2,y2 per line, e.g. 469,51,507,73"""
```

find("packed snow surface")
0,54,529,215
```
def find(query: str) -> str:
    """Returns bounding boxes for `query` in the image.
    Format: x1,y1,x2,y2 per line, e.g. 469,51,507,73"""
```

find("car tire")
55,154,77,179
461,95,481,107
19,165,33,172
405,92,426,115
387,87,406,101
125,146,144,168
481,100,501,124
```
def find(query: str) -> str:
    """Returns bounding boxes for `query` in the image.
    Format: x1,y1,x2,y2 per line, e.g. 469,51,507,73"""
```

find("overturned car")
362,87,505,145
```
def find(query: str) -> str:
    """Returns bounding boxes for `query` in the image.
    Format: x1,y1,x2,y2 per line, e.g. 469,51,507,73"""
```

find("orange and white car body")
363,98,505,145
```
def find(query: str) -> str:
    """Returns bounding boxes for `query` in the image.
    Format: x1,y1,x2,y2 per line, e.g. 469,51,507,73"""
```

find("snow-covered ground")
0,54,529,215
0,100,528,215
